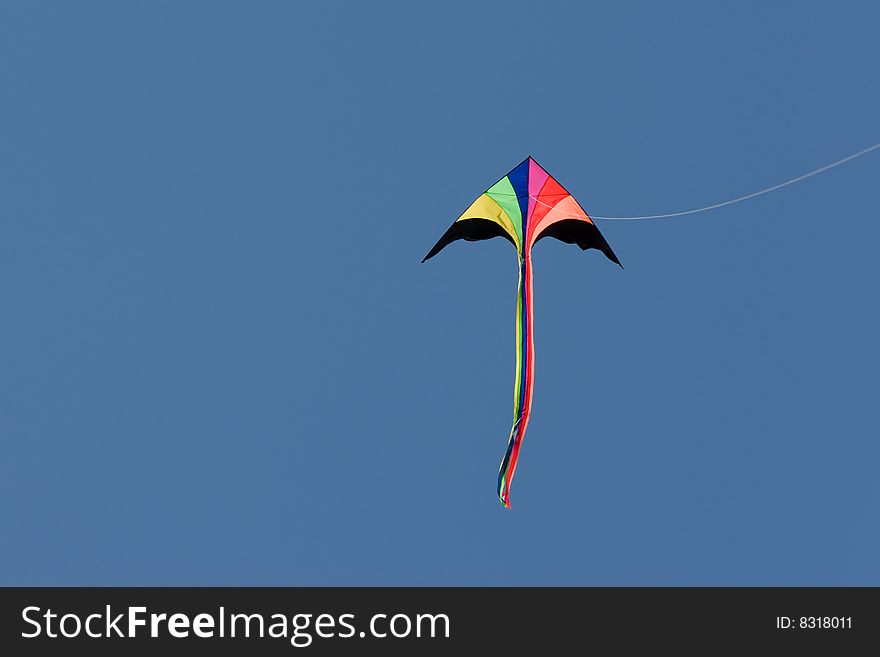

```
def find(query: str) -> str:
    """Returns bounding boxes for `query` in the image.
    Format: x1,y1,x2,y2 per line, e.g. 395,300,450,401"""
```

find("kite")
422,157,621,507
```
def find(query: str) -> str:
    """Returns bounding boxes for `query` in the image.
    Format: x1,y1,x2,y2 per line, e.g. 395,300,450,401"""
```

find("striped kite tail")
497,253,535,508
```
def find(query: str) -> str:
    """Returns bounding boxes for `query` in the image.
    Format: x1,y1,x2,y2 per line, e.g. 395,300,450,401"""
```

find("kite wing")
527,167,621,266
422,180,523,262
423,156,621,507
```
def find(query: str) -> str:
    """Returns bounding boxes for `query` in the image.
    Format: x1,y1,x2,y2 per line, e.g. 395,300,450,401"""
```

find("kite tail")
497,253,535,508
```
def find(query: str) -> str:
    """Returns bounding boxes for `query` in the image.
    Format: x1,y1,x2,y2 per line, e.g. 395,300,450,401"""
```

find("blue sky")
1,1,877,585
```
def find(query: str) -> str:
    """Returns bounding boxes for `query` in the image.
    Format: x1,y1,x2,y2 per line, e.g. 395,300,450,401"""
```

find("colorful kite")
423,157,621,507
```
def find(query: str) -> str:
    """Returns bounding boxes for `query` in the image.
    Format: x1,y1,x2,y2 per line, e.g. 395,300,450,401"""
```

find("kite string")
524,142,879,221
586,142,880,221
